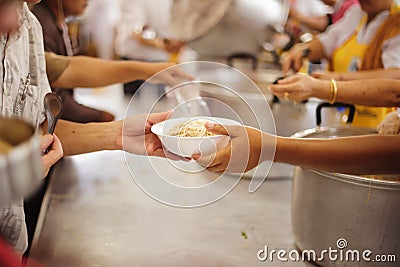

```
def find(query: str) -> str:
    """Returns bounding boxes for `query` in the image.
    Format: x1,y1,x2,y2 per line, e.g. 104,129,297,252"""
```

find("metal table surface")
27,85,322,267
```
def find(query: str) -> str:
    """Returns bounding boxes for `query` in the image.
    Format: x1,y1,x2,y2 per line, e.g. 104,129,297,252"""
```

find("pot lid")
170,0,233,42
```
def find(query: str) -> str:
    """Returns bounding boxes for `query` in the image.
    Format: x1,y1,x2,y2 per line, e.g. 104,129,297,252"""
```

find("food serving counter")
27,86,322,267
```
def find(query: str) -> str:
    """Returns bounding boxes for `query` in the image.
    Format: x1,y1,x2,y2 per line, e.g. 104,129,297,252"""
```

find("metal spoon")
44,92,63,135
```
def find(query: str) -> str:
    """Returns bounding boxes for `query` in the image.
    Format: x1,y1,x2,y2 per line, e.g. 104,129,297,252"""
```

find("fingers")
205,123,228,135
161,72,179,86
41,134,63,177
159,68,195,87
173,68,196,81
311,71,332,80
147,110,173,125
194,146,227,170
276,75,299,85
48,134,63,158
206,123,244,138
151,147,187,161
282,50,303,75
281,56,292,75
40,134,54,151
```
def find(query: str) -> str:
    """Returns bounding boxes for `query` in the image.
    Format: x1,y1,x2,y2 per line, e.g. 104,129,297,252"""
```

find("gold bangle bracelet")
329,79,338,104
328,79,334,103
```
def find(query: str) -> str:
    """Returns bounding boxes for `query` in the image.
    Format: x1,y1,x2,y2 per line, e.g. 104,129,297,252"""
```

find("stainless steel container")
0,117,41,205
291,125,400,267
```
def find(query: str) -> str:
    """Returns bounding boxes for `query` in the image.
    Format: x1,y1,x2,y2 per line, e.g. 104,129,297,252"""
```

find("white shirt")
318,5,400,68
82,0,121,59
291,0,331,17
0,3,51,255
0,4,50,128
115,0,172,61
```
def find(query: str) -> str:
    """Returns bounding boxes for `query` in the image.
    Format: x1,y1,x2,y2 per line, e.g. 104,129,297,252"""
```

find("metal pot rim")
291,125,376,138
300,168,400,190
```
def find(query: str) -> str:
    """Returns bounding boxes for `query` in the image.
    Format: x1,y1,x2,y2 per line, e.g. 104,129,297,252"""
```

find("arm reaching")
51,111,182,160
194,123,400,175
269,74,400,107
49,53,193,89
312,68,400,81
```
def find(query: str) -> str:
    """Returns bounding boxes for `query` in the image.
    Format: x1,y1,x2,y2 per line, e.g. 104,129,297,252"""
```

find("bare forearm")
270,134,400,174
337,68,400,81
312,79,400,107
52,56,155,88
54,120,122,155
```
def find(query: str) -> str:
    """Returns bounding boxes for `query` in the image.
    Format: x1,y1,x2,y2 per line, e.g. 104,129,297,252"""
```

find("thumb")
311,71,325,79
206,123,242,137
40,134,54,151
277,75,298,85
205,123,227,135
148,110,173,125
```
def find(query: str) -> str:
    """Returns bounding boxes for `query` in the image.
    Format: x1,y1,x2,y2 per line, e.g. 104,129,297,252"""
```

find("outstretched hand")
193,123,266,173
145,62,195,87
121,111,183,160
269,74,325,102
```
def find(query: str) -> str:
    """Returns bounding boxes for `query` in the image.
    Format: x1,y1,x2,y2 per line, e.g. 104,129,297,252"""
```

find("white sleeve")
317,5,360,59
310,0,331,16
382,34,400,69
120,0,147,33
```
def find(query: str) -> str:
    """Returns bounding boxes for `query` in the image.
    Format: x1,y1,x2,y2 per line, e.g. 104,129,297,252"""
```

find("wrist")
261,132,277,163
110,120,123,151
337,73,345,81
314,79,331,100
138,62,156,80
328,79,338,104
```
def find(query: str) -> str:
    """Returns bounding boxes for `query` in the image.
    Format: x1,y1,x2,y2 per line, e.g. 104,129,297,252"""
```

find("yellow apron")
331,4,399,128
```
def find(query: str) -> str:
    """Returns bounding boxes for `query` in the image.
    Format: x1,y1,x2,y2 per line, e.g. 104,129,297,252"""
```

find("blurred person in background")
285,0,331,41
31,0,188,122
80,0,121,60
321,0,359,24
282,0,400,79
31,0,116,123
282,0,400,127
115,0,185,95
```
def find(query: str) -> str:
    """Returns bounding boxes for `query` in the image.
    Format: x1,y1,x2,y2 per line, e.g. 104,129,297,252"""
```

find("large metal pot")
290,108,400,266
0,117,41,205
171,0,289,59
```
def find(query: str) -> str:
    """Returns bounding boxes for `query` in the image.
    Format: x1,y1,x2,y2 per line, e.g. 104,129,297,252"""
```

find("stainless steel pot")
290,107,400,267
171,0,289,58
0,117,41,205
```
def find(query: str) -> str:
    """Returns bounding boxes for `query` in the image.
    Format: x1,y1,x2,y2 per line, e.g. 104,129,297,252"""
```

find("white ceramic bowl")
151,117,241,157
